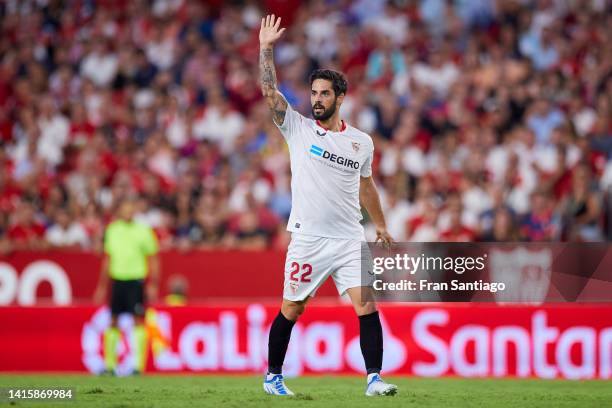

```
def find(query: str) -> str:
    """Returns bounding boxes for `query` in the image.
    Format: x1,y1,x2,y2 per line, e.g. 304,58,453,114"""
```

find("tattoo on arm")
270,95,287,125
259,46,287,125
260,48,276,91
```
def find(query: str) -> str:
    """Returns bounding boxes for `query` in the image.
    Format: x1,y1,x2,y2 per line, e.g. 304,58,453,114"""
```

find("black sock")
359,311,383,375
267,311,296,374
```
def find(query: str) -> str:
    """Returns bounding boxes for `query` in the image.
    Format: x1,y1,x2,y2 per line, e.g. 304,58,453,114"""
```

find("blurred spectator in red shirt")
8,201,46,250
440,207,477,242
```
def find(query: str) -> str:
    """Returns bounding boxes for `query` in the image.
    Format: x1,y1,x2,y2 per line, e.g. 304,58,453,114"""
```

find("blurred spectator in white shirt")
45,208,90,249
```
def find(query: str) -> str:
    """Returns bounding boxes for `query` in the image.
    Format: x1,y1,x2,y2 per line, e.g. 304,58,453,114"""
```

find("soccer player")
259,15,397,397
93,198,160,375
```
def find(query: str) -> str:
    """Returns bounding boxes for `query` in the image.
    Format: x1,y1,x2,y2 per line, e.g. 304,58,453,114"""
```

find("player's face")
118,201,135,221
311,79,342,121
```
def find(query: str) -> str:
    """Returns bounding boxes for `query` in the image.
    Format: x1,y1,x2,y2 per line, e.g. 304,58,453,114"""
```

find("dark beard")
312,99,337,121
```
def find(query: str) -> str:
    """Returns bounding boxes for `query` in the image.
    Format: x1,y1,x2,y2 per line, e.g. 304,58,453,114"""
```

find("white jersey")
276,103,374,239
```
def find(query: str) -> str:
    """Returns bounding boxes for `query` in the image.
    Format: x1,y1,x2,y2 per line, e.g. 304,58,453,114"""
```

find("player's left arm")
147,254,160,302
360,176,394,245
144,227,160,303
93,253,110,304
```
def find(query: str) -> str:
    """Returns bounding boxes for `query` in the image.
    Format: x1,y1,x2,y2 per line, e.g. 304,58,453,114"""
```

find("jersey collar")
316,119,347,133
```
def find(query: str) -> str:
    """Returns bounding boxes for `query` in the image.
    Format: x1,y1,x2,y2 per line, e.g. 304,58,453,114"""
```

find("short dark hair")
309,69,348,97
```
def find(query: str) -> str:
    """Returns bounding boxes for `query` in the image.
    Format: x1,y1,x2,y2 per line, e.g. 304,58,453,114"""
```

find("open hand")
375,227,394,248
93,286,105,304
259,14,286,47
147,285,159,303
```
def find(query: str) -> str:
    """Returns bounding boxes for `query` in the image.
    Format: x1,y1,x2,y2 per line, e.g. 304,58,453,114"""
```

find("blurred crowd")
0,0,611,253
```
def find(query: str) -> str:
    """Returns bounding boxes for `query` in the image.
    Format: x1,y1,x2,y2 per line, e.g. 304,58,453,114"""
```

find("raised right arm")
259,14,288,126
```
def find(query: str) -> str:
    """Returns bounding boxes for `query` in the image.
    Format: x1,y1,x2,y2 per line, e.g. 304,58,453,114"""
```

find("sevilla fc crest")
352,142,360,152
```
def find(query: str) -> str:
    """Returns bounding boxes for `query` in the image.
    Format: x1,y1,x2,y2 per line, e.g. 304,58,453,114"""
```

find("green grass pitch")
1,375,611,408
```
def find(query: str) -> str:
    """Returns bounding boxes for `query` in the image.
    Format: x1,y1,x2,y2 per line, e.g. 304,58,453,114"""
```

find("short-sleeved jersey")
276,103,374,239
104,220,159,281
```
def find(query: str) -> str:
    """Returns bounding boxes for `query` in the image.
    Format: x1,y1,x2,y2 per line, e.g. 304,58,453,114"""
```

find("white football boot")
263,373,295,396
365,373,398,396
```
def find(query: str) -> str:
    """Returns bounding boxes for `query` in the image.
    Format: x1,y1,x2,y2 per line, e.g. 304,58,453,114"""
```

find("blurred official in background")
94,198,160,375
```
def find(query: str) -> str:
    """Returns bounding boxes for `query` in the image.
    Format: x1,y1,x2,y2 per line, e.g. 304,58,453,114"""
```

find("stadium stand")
0,0,610,253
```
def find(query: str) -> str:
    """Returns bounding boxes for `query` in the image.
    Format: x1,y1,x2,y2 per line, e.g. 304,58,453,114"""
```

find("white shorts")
282,233,373,301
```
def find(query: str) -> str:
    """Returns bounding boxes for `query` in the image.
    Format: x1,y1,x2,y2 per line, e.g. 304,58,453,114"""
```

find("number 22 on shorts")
289,262,312,282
